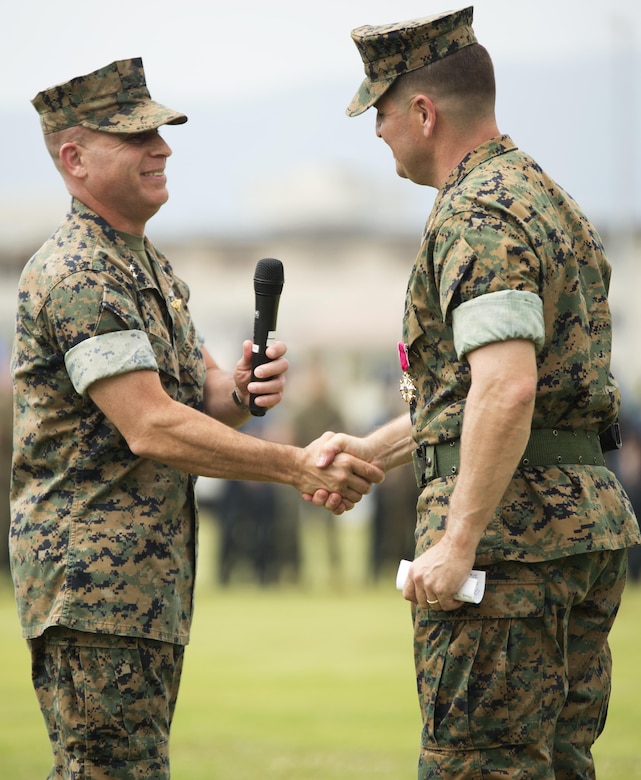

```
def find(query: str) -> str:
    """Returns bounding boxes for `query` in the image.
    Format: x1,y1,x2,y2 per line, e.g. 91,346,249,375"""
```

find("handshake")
294,416,413,514
297,428,393,516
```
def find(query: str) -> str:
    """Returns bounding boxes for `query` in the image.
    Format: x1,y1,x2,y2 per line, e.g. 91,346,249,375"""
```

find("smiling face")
374,88,433,186
62,128,173,234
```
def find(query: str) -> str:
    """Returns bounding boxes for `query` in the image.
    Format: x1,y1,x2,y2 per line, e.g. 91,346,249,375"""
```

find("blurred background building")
0,0,640,583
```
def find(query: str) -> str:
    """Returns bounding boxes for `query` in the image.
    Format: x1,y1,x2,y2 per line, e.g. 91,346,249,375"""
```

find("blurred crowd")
0,362,639,588
0,356,419,587
194,362,419,588
606,410,641,583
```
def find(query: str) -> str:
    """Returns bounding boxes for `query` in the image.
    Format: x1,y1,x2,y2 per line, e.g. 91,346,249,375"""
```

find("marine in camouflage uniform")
11,58,382,779
336,6,641,779
12,202,201,646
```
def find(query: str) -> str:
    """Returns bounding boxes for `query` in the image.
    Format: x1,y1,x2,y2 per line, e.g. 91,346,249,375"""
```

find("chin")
150,192,170,211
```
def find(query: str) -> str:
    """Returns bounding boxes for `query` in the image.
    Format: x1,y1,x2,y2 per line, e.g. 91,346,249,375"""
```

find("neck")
432,118,500,189
66,186,148,236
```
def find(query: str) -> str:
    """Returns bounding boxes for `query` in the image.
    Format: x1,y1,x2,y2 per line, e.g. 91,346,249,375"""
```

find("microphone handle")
249,294,280,416
249,346,269,416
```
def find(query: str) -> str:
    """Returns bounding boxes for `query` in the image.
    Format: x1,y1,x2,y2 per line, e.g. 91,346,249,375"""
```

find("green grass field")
1,517,640,779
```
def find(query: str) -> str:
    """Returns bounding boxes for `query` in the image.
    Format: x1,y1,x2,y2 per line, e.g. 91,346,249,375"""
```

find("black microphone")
250,257,284,416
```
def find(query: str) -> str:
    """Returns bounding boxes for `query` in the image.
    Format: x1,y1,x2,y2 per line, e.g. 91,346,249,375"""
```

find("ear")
412,94,437,138
58,142,87,179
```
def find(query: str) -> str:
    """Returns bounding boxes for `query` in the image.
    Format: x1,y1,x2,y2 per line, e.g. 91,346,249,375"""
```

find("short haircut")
390,43,496,118
43,126,91,171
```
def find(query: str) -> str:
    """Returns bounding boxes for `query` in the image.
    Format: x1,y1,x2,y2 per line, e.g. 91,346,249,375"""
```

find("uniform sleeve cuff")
64,330,158,395
452,289,545,359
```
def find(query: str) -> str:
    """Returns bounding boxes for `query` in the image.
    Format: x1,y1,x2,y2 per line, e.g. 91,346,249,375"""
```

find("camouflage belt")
412,428,607,488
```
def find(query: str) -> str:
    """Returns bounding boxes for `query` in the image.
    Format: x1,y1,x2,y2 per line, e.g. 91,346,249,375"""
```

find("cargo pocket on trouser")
414,579,545,750
46,631,183,777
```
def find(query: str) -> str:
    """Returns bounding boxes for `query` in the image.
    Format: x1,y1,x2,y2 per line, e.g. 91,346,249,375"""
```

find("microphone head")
254,258,284,295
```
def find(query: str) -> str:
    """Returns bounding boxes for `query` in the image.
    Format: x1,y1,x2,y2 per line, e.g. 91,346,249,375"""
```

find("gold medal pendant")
399,372,417,404
168,287,183,311
397,342,416,403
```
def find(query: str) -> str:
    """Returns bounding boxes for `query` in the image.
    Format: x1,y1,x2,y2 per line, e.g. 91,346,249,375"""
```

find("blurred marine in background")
312,6,641,779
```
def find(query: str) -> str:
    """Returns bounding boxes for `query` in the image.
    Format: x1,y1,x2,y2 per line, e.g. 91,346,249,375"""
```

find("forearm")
444,342,537,554
308,414,414,511
447,393,532,550
131,398,299,483
402,340,537,609
363,414,415,472
88,370,381,501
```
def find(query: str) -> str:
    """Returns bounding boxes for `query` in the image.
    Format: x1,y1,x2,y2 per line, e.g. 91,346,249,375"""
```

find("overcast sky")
2,0,640,243
4,0,639,107
1,0,640,396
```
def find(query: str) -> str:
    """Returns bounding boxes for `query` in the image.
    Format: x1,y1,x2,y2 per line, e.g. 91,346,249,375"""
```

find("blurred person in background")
312,7,641,779
369,378,419,581
291,360,346,587
9,58,383,779
607,411,641,583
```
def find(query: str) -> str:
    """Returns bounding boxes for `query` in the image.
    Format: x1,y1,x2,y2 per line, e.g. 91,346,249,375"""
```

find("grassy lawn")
1,517,639,778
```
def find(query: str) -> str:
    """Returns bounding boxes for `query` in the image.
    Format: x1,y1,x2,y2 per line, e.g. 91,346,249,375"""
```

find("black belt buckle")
412,443,437,488
599,420,622,453
413,446,428,488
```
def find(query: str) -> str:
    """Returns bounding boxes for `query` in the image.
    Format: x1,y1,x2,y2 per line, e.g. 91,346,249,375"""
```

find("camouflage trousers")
413,549,627,780
28,627,185,779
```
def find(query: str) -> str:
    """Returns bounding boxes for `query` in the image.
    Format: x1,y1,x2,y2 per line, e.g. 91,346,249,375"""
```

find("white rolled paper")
395,559,486,604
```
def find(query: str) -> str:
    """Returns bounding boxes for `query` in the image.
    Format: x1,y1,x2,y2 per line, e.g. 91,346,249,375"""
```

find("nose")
375,114,382,138
152,132,172,157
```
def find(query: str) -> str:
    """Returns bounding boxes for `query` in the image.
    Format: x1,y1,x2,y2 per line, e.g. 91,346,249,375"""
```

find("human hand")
233,339,289,412
297,432,384,515
301,431,378,511
402,541,475,611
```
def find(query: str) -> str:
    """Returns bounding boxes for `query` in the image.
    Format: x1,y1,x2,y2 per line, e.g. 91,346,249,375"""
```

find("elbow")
126,432,150,459
498,369,537,419
515,373,537,411
116,415,164,460
122,428,156,460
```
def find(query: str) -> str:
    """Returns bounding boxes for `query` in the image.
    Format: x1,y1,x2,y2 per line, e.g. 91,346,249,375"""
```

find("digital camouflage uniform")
10,197,204,777
11,57,196,778
346,8,641,777
401,136,641,779
11,196,204,645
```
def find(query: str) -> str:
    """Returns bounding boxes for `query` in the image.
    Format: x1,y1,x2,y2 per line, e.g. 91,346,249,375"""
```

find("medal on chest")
398,342,417,404
168,289,183,311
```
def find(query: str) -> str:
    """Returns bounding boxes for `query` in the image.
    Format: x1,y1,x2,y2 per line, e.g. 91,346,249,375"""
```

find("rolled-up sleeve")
64,330,158,396
452,289,545,359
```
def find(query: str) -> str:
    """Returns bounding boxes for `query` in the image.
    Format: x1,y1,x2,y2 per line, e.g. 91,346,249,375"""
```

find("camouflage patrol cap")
346,6,476,117
32,57,187,135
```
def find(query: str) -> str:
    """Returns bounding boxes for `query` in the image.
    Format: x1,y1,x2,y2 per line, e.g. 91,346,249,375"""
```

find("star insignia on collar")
128,262,143,282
